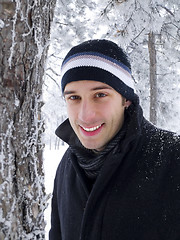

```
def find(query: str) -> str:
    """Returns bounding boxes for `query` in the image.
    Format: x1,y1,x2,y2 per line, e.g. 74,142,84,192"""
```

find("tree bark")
148,31,157,125
0,0,56,239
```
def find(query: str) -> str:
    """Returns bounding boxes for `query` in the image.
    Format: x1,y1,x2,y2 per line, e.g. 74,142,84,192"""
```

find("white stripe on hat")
61,54,134,90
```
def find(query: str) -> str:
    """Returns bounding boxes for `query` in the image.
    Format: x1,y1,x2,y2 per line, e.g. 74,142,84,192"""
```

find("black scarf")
70,122,127,180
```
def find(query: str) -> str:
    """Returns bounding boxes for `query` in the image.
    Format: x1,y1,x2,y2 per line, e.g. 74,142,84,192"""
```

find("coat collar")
55,118,79,146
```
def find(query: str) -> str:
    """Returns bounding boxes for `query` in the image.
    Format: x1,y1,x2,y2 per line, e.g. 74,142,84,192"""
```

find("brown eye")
69,95,80,100
96,93,107,98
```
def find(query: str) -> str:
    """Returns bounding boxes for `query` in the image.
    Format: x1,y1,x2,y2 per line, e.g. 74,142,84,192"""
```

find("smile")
81,124,103,132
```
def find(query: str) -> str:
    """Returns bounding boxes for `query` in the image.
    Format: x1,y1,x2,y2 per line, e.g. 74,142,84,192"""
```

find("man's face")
64,80,128,151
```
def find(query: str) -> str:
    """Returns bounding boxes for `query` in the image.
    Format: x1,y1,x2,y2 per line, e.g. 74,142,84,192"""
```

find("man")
49,39,180,240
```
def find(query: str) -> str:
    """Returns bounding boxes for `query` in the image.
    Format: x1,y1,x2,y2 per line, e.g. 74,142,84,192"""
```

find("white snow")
44,145,67,239
0,19,4,28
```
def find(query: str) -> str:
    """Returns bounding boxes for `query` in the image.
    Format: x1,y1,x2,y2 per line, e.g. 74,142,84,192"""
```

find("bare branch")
157,4,174,16
45,73,61,90
46,67,61,77
131,27,146,43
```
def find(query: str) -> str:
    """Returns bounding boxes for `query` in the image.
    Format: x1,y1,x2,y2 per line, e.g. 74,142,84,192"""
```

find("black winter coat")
49,105,180,240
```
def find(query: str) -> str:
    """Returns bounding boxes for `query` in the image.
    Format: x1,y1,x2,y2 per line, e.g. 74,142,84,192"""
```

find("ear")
125,100,132,109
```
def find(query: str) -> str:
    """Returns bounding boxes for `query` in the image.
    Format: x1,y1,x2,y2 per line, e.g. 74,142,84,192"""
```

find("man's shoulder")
142,119,180,148
139,120,180,169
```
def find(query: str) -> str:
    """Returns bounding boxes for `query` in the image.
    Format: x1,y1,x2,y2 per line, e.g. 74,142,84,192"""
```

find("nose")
78,99,96,124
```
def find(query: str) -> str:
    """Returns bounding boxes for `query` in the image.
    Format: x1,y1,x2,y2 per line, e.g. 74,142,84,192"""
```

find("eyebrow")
64,90,76,96
64,85,112,96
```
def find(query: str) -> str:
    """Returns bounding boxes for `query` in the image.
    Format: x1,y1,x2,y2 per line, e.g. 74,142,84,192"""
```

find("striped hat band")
61,52,134,90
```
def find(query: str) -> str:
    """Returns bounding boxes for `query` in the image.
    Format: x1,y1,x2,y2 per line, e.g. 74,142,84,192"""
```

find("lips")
80,124,104,136
81,124,102,132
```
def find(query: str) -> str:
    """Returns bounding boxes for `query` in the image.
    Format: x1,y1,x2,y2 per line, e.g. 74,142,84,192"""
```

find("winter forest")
0,0,180,239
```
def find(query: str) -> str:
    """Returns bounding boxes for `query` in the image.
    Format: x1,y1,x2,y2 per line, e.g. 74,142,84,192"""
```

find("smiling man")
49,39,180,240
64,80,131,151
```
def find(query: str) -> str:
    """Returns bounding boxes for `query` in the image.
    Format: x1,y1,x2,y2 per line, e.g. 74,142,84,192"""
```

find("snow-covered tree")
98,0,180,129
0,0,56,239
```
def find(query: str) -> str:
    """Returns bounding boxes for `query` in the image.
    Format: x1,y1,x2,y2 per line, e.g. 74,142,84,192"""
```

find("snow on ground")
44,145,67,239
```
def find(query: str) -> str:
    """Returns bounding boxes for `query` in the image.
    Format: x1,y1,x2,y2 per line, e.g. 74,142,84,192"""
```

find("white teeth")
82,124,102,132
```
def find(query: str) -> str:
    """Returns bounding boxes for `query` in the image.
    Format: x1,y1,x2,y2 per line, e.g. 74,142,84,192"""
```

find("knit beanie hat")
61,39,137,102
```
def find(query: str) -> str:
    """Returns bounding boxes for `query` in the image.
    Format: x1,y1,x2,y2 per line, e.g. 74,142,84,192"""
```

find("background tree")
0,0,56,239
98,0,180,128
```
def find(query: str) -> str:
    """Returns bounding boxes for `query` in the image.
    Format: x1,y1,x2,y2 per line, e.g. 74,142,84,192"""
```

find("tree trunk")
148,31,157,125
0,0,56,239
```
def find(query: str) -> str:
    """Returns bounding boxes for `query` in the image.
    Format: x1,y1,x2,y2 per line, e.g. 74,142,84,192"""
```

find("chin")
82,142,105,151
